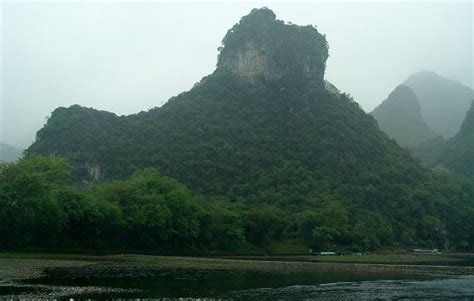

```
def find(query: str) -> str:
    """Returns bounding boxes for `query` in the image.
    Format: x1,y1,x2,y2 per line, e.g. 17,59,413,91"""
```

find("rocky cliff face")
217,8,328,83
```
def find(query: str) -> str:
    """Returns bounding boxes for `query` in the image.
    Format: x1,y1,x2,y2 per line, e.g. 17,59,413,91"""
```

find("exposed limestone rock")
217,8,328,83
86,163,102,181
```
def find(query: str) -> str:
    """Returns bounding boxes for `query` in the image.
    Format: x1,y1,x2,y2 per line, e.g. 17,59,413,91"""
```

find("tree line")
1,156,473,253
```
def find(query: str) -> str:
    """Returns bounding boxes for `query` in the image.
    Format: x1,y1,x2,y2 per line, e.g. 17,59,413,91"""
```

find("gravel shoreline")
1,254,474,282
1,254,473,299
114,254,474,276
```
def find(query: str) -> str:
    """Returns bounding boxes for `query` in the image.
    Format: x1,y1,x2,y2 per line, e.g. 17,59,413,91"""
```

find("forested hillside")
440,102,474,176
18,8,474,251
2,156,474,251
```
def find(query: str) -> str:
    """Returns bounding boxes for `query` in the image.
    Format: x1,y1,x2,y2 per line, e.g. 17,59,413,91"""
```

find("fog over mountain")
1,1,472,148
405,71,474,139
371,85,438,148
0,142,22,162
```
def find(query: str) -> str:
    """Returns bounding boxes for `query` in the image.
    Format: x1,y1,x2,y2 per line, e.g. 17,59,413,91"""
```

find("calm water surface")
17,268,474,300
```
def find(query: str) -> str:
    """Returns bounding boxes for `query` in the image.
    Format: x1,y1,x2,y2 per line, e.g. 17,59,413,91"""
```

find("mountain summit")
404,71,473,138
371,85,438,148
217,8,328,83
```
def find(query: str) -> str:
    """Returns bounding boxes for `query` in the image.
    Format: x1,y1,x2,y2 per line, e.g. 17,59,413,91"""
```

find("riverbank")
1,253,473,299
1,252,474,282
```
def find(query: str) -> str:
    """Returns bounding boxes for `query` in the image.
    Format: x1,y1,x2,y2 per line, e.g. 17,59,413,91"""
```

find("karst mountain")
371,85,438,148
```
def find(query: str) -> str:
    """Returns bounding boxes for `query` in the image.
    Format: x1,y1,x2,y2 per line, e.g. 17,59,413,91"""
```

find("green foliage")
19,9,474,252
245,206,286,245
0,158,66,247
55,187,108,247
439,102,474,176
23,60,474,252
0,159,246,252
411,136,446,167
349,211,394,250
88,168,202,250
289,199,350,249
1,157,474,252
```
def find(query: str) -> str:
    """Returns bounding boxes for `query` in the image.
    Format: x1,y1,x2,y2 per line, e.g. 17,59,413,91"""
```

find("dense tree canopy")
1,157,474,252
440,102,474,176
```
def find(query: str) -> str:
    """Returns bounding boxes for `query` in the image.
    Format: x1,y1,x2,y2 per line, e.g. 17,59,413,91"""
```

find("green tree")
245,206,286,245
0,159,67,247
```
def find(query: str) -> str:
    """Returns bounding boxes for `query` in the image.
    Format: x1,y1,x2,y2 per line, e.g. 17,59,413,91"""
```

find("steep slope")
440,102,474,176
371,85,438,148
27,7,436,234
0,143,22,162
405,71,473,138
411,136,446,166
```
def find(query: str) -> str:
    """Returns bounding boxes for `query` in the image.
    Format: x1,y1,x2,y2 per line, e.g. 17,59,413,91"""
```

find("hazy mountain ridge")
404,71,473,139
372,72,473,169
0,143,22,162
371,85,438,148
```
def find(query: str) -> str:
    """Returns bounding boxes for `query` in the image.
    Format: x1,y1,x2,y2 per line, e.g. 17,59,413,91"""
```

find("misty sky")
1,1,472,149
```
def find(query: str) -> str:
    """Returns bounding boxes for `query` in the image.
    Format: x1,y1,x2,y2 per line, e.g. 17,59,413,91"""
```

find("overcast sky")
1,1,472,148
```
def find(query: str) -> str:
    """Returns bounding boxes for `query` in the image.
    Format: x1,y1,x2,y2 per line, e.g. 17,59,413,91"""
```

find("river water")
7,267,471,300
225,275,474,300
2,255,474,300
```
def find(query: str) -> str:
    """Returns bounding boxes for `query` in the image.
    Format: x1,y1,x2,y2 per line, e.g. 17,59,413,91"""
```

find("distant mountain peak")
406,70,440,80
384,85,420,108
217,8,328,83
0,142,22,162
404,71,473,138
371,85,438,148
